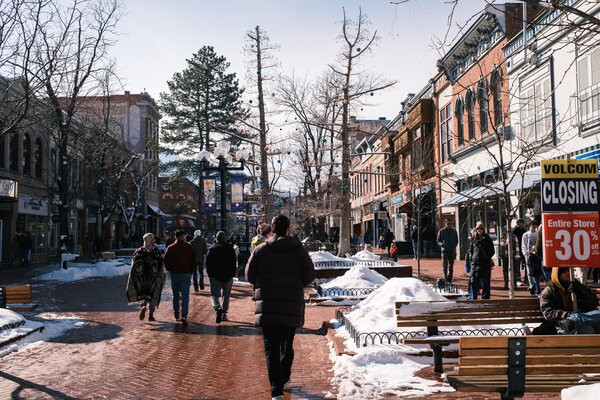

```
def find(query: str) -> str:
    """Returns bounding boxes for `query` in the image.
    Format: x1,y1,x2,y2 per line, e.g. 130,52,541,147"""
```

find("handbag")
476,241,494,268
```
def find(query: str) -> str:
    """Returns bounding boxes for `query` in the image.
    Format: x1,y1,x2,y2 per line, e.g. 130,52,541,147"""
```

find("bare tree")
330,8,396,256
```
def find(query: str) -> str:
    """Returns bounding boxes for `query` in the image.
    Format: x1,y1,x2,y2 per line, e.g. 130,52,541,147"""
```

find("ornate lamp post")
199,140,249,232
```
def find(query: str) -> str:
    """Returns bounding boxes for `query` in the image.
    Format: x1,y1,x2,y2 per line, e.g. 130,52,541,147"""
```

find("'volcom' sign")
541,159,598,212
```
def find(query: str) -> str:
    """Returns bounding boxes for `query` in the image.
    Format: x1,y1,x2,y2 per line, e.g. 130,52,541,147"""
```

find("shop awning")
437,169,540,208
147,204,166,217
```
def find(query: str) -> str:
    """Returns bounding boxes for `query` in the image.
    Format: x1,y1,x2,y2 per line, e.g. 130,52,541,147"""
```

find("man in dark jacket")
384,229,394,256
437,219,458,282
164,230,197,325
190,230,208,291
245,214,315,400
540,267,600,334
422,225,435,257
206,231,237,323
512,218,527,284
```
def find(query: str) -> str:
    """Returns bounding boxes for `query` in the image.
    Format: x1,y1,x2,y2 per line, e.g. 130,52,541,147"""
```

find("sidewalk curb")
0,325,45,349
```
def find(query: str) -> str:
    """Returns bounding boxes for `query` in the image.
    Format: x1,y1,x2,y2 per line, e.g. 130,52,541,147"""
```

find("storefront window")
16,214,47,254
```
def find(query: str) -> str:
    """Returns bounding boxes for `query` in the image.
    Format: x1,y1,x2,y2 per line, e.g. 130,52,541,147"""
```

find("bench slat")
397,316,546,327
396,310,542,321
459,355,600,366
459,334,600,349
461,346,600,357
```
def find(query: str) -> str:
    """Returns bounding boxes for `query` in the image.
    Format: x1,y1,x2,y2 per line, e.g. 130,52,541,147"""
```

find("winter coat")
436,227,458,254
512,226,526,256
521,231,538,258
467,232,495,278
206,242,237,283
126,245,165,308
245,235,315,328
422,227,434,241
190,236,208,265
250,234,267,253
164,240,197,274
540,268,599,322
384,231,394,247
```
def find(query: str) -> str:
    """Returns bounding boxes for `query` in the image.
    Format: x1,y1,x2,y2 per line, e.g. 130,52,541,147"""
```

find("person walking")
250,222,272,253
206,231,237,323
437,219,458,282
384,228,394,256
164,230,196,325
467,221,495,299
190,230,208,291
126,233,165,322
422,225,434,257
245,215,315,400
411,226,419,260
512,218,527,285
21,231,33,268
522,220,541,296
499,227,520,290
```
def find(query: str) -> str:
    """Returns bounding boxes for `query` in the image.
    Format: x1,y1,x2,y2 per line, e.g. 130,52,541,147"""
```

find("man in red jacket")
164,230,197,325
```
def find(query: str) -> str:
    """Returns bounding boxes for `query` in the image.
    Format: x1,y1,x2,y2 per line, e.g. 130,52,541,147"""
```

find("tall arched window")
490,66,503,127
9,133,18,171
465,88,476,140
478,77,489,134
22,133,31,175
34,138,43,178
455,94,464,146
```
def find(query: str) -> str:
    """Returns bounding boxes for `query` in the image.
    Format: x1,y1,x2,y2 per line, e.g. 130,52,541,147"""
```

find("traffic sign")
543,213,600,269
541,159,598,212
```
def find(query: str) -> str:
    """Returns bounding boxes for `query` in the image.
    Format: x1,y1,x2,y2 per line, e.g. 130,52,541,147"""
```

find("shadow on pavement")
148,320,261,337
0,371,79,400
286,386,329,400
45,320,122,344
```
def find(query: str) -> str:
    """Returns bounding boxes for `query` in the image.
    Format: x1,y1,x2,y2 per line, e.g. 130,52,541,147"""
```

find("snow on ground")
32,259,129,282
562,382,600,400
348,250,380,261
310,251,348,263
321,265,388,289
0,313,84,359
345,278,447,333
0,309,25,330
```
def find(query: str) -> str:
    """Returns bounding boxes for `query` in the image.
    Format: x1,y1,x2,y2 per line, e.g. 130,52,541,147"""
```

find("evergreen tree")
159,46,247,230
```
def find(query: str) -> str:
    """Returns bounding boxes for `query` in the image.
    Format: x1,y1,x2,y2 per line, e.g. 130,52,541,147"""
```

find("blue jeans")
412,242,418,258
209,277,233,312
262,326,296,397
192,263,204,290
542,267,552,285
469,275,491,299
526,260,541,295
170,273,191,316
566,310,600,334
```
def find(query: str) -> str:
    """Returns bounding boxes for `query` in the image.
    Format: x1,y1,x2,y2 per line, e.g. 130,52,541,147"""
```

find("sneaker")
283,379,291,390
200,282,205,290
181,314,188,326
518,281,527,286
271,396,284,400
139,304,147,320
216,309,223,324
522,324,532,335
221,312,228,321
148,313,155,322
173,314,180,322
558,318,575,334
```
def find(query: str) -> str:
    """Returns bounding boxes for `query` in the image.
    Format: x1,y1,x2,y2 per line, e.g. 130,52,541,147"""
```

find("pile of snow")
349,250,380,261
345,278,447,333
0,309,25,331
321,265,387,289
329,342,456,398
310,251,348,263
33,259,129,282
562,383,600,400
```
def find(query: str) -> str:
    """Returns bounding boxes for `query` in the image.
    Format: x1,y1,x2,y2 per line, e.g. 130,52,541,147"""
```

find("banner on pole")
543,213,600,268
231,175,244,212
204,177,216,213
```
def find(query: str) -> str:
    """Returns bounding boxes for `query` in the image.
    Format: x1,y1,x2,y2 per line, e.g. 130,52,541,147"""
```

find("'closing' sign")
541,159,598,212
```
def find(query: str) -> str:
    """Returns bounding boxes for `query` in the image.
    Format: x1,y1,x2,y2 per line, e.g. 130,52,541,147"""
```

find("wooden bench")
0,285,38,312
395,298,544,372
446,335,600,400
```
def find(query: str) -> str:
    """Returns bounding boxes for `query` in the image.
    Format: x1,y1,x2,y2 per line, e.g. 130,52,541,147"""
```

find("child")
378,235,385,249
390,242,398,262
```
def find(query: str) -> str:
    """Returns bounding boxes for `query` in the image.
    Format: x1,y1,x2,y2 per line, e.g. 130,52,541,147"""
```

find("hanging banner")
230,175,244,212
543,213,600,268
203,177,216,213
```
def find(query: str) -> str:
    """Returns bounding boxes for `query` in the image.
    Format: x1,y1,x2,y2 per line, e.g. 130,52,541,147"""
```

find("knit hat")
260,224,272,235
193,230,202,237
216,231,227,244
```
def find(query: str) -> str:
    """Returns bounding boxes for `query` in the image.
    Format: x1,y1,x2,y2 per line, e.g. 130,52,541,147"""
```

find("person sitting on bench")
540,267,600,334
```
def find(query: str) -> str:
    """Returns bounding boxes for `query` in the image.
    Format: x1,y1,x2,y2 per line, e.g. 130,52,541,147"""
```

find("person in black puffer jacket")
245,214,315,400
468,221,495,299
206,231,237,323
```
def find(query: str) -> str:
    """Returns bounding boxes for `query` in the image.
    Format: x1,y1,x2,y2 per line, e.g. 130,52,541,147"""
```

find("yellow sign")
541,159,598,179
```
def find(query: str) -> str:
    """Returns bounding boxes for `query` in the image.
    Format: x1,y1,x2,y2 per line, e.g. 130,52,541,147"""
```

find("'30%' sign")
543,213,600,268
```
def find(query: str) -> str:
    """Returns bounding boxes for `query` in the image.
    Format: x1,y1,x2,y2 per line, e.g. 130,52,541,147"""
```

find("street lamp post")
199,140,248,232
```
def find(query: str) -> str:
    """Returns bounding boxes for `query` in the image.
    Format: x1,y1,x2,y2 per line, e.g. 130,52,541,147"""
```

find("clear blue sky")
111,0,488,121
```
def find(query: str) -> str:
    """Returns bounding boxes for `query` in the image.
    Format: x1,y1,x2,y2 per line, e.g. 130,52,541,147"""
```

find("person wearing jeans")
467,221,495,300
521,220,539,296
206,230,237,323
540,267,600,334
246,215,315,400
164,230,197,325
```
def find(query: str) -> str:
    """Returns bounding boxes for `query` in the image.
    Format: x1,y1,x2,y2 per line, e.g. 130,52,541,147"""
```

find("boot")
139,304,147,320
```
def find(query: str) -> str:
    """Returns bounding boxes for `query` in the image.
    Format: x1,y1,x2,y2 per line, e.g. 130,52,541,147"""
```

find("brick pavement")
0,274,337,400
